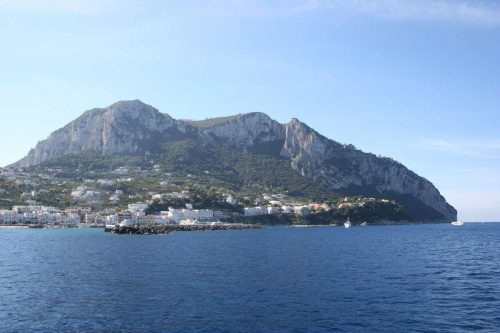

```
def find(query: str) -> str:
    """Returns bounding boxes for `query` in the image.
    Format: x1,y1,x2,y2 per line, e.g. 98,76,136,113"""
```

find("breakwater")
110,224,263,235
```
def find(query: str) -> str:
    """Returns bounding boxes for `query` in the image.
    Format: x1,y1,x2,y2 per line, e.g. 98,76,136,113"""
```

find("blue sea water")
1,223,499,332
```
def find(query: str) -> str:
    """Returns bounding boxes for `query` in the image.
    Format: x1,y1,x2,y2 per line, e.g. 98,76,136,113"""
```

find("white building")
98,179,115,186
226,195,237,205
152,215,172,224
180,218,196,225
257,206,267,215
281,205,295,214
41,206,59,213
182,209,214,221
267,206,280,214
169,192,189,200
114,167,129,174
128,203,148,213
63,214,81,225
244,207,260,216
0,210,20,224
167,208,184,224
152,193,170,200
38,212,63,224
105,215,119,224
244,206,268,216
294,206,311,216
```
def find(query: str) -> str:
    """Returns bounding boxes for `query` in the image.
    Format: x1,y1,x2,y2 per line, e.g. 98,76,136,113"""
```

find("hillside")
182,114,247,128
11,100,457,222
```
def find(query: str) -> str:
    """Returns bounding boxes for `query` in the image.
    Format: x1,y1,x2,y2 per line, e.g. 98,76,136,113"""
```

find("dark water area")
1,223,499,332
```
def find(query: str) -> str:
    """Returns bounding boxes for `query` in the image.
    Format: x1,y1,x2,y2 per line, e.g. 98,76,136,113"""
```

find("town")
0,164,407,227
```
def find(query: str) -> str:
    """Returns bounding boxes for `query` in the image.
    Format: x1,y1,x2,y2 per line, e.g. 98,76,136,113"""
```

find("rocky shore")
110,224,263,235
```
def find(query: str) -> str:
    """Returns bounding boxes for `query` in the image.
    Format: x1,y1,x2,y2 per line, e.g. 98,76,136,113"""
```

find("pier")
110,224,263,235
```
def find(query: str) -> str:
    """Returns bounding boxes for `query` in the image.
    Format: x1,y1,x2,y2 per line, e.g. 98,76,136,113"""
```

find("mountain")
12,100,457,221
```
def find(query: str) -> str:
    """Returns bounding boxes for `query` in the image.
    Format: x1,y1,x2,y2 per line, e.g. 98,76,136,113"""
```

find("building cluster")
151,191,190,200
244,204,319,216
0,195,381,226
71,186,102,200
114,166,160,175
0,205,84,225
0,166,389,228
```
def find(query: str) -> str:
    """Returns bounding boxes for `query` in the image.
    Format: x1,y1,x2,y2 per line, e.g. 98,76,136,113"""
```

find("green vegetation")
11,139,437,223
144,198,186,215
155,140,338,202
36,149,147,171
144,188,244,215
304,200,412,225
182,114,247,128
336,185,445,221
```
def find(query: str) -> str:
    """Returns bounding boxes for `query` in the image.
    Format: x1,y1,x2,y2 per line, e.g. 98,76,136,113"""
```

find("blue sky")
1,0,499,221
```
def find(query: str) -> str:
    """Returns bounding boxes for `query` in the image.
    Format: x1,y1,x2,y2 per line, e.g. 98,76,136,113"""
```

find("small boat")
451,221,464,226
344,217,352,229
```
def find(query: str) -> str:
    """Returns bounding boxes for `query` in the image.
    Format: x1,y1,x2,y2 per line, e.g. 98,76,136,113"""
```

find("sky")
0,0,499,221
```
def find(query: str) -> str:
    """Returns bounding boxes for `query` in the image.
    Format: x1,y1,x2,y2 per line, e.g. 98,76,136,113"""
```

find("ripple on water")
0,224,499,332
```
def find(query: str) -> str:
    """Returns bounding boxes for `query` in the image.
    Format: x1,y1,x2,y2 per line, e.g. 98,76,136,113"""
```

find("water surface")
1,223,499,332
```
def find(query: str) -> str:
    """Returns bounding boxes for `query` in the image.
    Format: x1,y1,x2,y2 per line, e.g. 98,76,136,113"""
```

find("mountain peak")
109,99,146,107
11,100,456,221
105,99,166,119
198,111,285,148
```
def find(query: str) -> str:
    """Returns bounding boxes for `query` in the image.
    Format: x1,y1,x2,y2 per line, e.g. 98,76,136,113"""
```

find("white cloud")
294,0,500,25
416,138,500,158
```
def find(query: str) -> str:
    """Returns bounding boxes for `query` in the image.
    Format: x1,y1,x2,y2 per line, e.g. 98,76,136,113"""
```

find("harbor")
109,223,263,235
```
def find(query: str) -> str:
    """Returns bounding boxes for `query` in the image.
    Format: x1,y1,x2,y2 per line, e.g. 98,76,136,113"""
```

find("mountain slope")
12,100,457,221
280,119,456,221
16,100,194,167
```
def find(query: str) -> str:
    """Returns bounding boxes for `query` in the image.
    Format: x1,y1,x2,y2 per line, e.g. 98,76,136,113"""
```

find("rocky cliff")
12,100,457,221
280,119,457,221
16,100,193,167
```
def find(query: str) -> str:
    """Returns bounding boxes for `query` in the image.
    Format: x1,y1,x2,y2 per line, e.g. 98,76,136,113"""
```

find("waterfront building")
128,203,148,213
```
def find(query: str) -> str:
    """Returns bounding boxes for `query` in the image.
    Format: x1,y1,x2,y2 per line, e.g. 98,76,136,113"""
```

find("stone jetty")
110,224,263,235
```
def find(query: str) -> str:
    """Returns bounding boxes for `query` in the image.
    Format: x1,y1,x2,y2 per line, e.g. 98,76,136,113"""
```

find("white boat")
451,221,465,226
344,217,352,229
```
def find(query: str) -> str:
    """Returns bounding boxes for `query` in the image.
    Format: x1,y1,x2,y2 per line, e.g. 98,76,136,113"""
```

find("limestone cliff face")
16,100,185,167
280,119,457,221
13,100,456,221
200,112,285,147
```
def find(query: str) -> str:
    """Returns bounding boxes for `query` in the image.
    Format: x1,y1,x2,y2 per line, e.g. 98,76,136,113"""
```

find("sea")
1,223,499,333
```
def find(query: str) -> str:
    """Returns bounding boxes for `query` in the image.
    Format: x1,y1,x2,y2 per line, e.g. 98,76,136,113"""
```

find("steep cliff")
280,119,457,221
199,112,285,148
12,100,457,221
16,100,190,167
